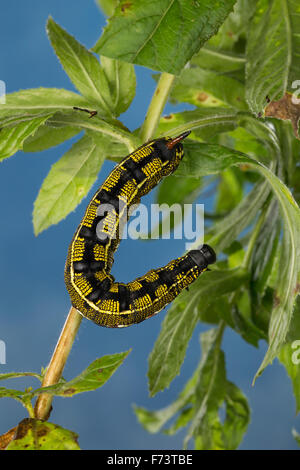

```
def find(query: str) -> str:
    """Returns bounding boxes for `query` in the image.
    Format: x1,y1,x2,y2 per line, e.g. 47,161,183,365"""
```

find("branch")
34,306,82,420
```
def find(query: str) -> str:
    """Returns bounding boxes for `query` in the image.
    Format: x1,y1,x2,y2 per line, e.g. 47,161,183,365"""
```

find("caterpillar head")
188,244,216,268
153,131,191,174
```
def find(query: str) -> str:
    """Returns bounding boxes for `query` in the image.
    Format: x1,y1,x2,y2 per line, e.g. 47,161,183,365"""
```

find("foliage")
0,0,299,450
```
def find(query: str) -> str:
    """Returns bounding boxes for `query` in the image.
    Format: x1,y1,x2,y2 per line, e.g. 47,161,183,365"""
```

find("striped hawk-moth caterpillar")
64,132,216,328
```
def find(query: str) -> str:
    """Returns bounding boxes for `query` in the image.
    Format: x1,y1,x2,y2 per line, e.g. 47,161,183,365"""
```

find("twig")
73,106,97,118
34,306,82,420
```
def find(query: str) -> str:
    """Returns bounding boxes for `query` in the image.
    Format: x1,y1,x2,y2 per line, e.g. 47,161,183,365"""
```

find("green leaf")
137,356,231,437
226,241,245,269
96,0,118,16
200,296,232,326
246,0,300,114
206,0,257,51
224,126,269,162
186,328,250,450
47,17,112,115
209,181,270,252
173,140,300,380
188,0,256,73
191,47,245,73
23,124,80,152
215,167,244,214
0,88,91,159
214,381,250,450
170,68,247,110
90,131,129,160
0,372,42,382
101,56,136,115
32,351,130,396
184,326,226,448
156,108,238,142
0,88,92,120
46,110,140,152
203,274,266,347
175,141,272,252
278,344,300,414
134,366,199,434
94,0,237,75
0,387,27,399
230,289,268,347
175,141,256,178
157,175,202,207
239,115,282,164
277,299,300,413
0,114,51,161
6,418,80,450
292,428,300,446
251,166,300,381
249,200,281,298
139,325,250,449
33,133,106,235
148,268,248,396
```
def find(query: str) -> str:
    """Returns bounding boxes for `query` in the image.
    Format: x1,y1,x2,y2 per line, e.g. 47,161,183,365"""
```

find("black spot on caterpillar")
64,132,216,328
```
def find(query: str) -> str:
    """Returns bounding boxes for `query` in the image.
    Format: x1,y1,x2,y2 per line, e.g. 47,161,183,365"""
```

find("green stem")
22,397,36,419
140,72,176,142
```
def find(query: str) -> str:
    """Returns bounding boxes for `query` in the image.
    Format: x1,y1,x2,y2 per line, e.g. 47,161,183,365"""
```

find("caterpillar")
64,132,216,328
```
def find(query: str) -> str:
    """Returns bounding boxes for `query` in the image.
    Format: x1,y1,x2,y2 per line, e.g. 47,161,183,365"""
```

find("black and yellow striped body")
64,133,216,328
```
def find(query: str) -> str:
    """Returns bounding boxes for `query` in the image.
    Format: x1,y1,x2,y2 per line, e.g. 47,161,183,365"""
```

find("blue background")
0,0,299,450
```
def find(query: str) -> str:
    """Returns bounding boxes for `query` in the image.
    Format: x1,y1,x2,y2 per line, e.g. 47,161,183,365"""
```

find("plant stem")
23,398,36,419
140,72,176,142
34,306,82,420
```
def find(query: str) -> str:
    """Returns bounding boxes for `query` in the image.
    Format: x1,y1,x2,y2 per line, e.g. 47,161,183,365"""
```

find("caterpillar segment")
66,245,216,328
64,132,217,327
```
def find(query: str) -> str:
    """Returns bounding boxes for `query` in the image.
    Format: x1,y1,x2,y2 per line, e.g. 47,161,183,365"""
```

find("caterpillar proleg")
64,132,216,328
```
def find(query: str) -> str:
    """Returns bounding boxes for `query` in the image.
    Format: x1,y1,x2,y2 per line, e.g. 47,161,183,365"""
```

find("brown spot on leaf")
197,92,208,102
265,92,300,139
274,294,281,308
163,114,173,120
121,2,132,12
36,426,48,438
293,283,300,295
227,31,233,37
62,388,76,396
98,369,103,373
239,164,251,171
